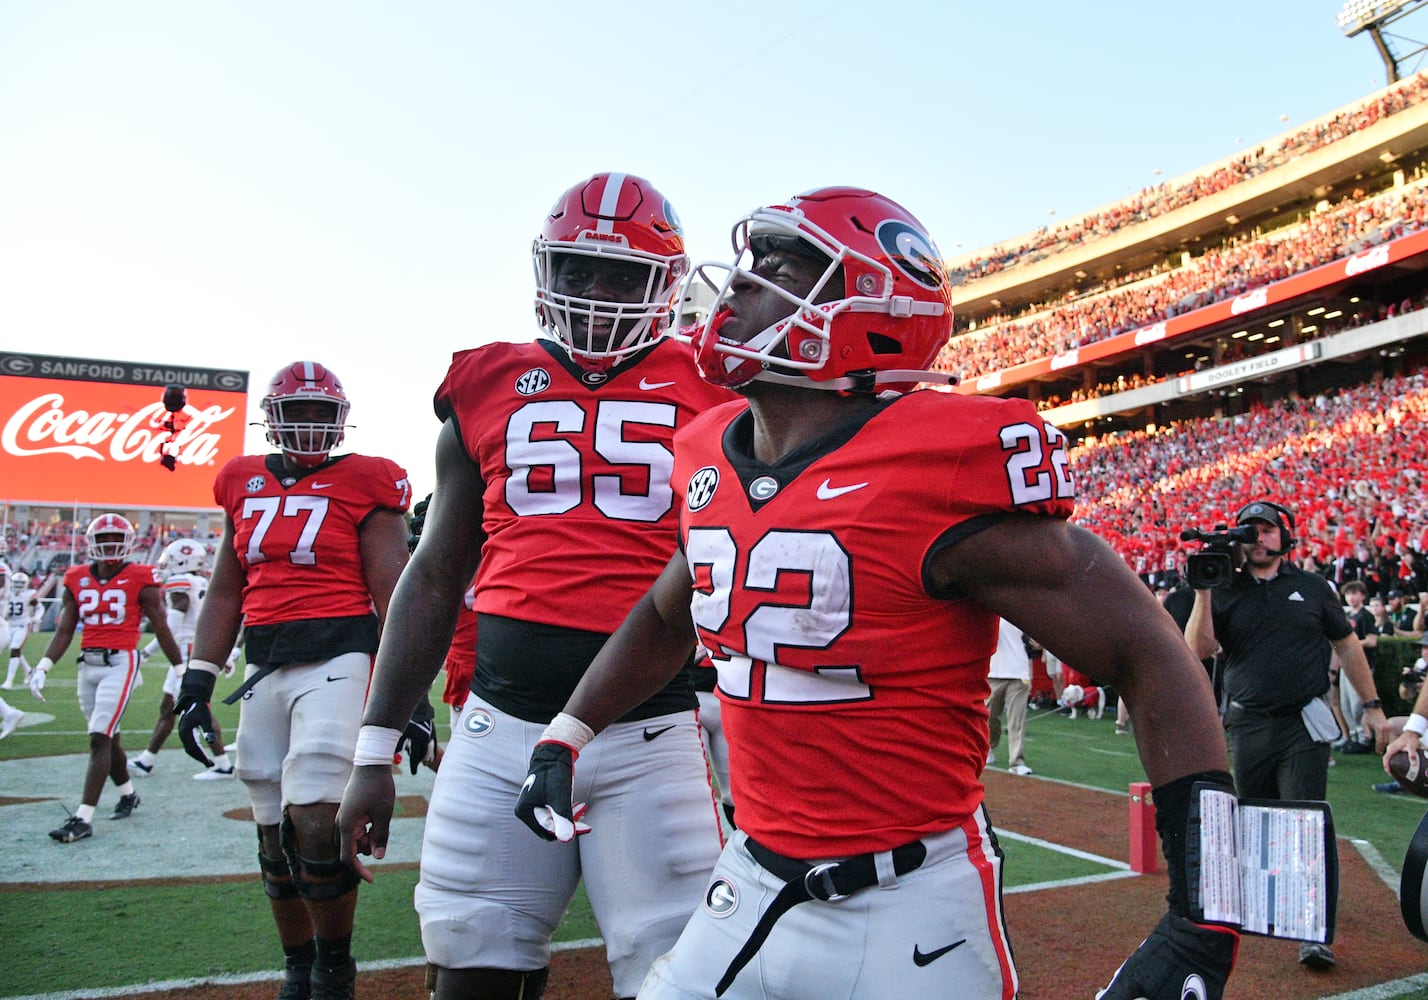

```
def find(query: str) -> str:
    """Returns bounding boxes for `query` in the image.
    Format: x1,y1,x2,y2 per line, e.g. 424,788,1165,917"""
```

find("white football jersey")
162,571,208,645
5,588,38,628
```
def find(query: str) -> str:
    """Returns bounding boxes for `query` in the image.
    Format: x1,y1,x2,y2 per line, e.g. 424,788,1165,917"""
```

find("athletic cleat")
277,963,312,1000
194,765,235,781
1009,763,1034,776
0,682,14,690
129,759,154,777
111,793,140,820
309,958,356,1000
1298,941,1336,969
0,708,22,739
49,816,93,843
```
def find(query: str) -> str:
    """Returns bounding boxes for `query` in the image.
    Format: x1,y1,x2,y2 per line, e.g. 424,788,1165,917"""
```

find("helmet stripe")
301,360,316,385
595,173,627,235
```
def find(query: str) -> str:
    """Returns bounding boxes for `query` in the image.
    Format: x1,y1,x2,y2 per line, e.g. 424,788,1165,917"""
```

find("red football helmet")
533,172,688,369
687,187,954,392
260,361,350,468
85,513,136,562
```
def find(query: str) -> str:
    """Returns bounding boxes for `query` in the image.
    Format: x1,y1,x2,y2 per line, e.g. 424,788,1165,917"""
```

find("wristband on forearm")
538,712,595,755
1154,769,1236,917
353,725,404,766
187,658,222,678
1407,714,1428,737
35,656,54,674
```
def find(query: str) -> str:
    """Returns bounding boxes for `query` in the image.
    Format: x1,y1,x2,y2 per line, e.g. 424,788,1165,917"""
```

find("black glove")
398,715,437,775
175,670,219,767
514,741,590,842
1097,912,1238,1000
407,493,432,554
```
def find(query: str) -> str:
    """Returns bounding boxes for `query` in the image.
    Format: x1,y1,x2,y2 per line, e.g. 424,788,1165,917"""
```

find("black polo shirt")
1212,561,1354,713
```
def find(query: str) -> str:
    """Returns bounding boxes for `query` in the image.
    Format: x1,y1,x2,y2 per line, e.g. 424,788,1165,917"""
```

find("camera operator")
1184,500,1389,971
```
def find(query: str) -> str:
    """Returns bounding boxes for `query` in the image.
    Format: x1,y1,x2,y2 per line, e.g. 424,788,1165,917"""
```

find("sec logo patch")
462,707,495,737
704,877,738,917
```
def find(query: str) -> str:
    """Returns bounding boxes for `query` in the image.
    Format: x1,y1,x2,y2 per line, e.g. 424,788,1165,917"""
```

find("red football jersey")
435,338,736,633
64,562,160,650
443,582,478,708
213,453,411,626
675,391,1076,858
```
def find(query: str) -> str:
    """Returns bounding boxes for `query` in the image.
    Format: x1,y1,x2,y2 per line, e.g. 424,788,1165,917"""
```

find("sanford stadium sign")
0,352,248,510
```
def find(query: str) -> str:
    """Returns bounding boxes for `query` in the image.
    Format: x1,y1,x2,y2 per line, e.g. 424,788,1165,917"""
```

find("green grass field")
2,636,1426,998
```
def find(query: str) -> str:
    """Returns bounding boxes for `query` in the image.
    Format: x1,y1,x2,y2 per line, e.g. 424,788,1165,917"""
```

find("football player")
30,513,186,842
336,172,734,1000
512,188,1239,1000
2,570,42,689
129,539,238,779
176,361,411,1000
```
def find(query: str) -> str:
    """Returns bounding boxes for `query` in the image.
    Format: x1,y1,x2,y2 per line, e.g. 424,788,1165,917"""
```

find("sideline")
0,941,607,1000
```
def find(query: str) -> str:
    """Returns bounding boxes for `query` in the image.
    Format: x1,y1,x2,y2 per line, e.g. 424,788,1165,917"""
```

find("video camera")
1179,524,1259,589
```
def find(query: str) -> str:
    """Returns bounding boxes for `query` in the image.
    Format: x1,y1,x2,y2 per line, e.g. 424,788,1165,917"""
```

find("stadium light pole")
1338,0,1428,84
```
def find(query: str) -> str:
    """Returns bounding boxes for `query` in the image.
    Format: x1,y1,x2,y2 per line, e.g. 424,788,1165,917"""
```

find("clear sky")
0,2,1405,495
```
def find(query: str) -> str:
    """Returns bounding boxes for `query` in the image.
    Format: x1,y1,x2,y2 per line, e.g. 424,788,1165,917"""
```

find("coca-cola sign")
0,356,248,510
3,393,233,466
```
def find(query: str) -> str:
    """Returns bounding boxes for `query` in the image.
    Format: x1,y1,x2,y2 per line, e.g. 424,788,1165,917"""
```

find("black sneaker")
1298,941,1336,969
1338,739,1373,756
110,793,140,820
1374,780,1406,794
309,959,356,1000
276,962,312,1000
49,816,93,843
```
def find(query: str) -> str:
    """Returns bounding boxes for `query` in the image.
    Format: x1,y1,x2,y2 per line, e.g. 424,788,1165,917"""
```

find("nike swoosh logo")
1180,974,1208,1000
521,774,536,794
325,676,346,683
643,725,675,741
912,939,966,966
311,482,334,489
639,378,676,390
816,479,869,500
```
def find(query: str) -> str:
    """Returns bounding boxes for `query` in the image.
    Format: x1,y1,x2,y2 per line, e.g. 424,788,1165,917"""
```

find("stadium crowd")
951,70,1428,283
935,177,1428,380
1072,369,1428,593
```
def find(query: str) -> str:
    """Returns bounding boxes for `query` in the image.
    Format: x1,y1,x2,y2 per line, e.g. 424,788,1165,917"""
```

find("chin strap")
752,368,960,392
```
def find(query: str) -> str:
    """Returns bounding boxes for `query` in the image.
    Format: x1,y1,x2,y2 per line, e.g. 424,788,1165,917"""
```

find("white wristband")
1406,714,1428,737
35,656,54,674
187,658,223,678
539,712,595,753
353,725,404,766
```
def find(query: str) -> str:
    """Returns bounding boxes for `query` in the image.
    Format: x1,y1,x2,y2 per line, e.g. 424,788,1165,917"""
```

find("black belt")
222,664,279,704
1229,699,1306,718
81,648,123,655
716,836,927,996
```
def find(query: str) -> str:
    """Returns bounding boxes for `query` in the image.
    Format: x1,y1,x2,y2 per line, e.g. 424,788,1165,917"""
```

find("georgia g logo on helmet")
875,219,944,290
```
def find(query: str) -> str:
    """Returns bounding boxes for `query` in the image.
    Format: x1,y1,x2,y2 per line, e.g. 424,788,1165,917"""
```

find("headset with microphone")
1235,500,1297,556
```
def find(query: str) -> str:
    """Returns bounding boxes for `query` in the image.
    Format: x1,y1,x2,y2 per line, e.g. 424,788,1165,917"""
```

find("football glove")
406,493,432,554
175,669,219,767
397,714,438,775
28,658,51,702
514,741,590,843
1096,912,1238,1000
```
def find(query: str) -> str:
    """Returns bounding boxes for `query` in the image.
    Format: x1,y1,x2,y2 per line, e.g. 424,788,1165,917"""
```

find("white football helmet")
11,571,28,594
158,539,207,578
85,513,136,562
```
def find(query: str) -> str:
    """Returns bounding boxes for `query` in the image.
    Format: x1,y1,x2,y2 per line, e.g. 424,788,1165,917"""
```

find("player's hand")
138,649,151,665
28,667,46,702
220,655,238,678
336,764,398,883
1385,729,1423,772
1097,912,1238,1000
397,715,437,775
178,701,218,767
514,741,590,843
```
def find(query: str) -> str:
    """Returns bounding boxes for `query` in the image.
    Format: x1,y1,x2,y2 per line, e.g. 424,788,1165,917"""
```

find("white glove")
221,652,238,677
138,649,151,665
29,657,53,703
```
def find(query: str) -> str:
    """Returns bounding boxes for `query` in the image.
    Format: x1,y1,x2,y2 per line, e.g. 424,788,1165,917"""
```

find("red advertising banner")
0,353,249,510
956,228,1428,394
